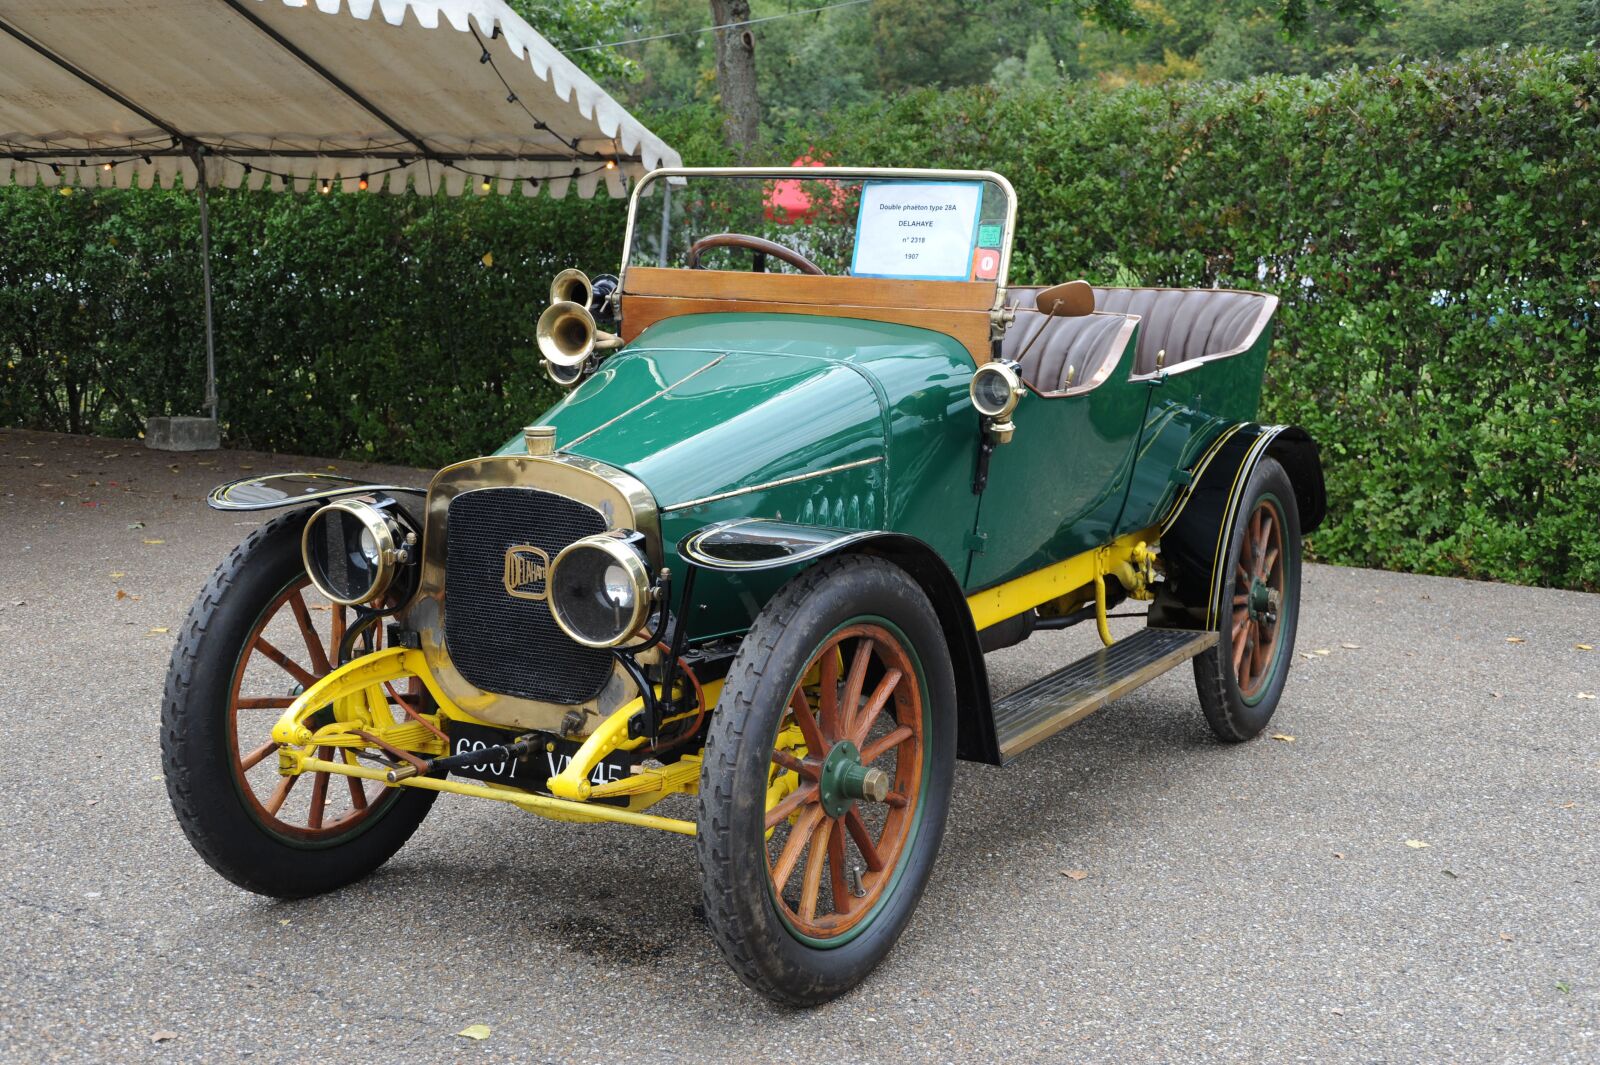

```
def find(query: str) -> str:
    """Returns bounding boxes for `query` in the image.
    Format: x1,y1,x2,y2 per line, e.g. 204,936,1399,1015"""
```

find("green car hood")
501,311,985,631
529,312,977,508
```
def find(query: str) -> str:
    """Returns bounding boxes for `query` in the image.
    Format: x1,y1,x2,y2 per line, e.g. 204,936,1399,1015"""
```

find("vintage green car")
163,167,1325,1005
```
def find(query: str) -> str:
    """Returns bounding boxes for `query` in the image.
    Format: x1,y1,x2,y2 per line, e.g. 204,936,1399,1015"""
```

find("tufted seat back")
999,311,1134,393
1006,285,1277,388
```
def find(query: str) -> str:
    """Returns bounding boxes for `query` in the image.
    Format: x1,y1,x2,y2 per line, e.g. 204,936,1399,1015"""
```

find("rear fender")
207,472,426,512
1151,423,1325,630
680,520,999,765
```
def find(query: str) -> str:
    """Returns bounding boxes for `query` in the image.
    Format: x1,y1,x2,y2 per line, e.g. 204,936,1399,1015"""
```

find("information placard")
850,181,984,281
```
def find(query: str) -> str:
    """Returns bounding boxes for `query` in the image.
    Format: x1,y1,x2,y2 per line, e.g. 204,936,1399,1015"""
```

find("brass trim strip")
559,353,728,453
661,457,885,513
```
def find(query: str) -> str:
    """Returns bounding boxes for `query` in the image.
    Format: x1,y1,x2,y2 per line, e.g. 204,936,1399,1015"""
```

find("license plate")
444,720,637,803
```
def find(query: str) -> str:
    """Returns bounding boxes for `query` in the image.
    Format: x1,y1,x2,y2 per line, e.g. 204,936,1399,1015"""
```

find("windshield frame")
619,166,1019,301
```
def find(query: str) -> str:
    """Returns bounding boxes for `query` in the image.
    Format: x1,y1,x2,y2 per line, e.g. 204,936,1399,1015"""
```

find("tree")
709,0,760,154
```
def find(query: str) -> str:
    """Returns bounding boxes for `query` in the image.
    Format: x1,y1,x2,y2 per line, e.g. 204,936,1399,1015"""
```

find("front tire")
161,510,436,899
1193,457,1303,742
696,555,956,1006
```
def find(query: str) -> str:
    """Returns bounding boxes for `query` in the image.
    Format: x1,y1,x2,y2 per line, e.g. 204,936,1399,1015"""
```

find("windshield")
623,169,1015,286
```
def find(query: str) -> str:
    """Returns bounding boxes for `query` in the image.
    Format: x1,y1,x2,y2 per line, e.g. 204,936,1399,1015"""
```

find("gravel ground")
0,426,1596,1064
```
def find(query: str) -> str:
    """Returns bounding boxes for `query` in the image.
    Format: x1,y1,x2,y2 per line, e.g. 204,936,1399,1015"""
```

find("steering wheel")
685,232,825,275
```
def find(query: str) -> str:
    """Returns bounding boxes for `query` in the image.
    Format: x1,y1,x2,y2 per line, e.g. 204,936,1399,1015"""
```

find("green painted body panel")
965,334,1147,588
1115,326,1272,534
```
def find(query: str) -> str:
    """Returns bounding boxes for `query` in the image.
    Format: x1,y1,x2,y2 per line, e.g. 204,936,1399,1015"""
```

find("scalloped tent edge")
0,0,680,438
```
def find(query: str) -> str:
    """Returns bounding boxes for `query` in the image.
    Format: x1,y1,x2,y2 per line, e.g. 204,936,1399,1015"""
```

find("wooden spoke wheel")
764,623,924,940
1229,498,1285,700
696,555,955,1006
227,576,412,840
162,510,435,899
1194,457,1303,742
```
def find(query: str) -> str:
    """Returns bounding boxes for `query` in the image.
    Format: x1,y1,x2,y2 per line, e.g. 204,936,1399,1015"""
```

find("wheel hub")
817,740,889,818
1248,577,1272,618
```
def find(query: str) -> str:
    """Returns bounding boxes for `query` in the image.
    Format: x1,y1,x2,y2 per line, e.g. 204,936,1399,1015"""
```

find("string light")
319,177,332,194
480,177,492,193
604,159,616,170
358,173,369,191
101,162,113,172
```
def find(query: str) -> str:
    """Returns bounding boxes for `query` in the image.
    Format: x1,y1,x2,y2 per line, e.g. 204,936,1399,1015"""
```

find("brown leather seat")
1005,285,1277,389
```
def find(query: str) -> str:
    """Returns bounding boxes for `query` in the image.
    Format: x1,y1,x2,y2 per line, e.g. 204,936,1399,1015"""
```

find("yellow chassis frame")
267,528,1158,836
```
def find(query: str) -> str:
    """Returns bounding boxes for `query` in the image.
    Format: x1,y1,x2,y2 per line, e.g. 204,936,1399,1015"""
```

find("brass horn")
537,300,621,369
549,268,592,308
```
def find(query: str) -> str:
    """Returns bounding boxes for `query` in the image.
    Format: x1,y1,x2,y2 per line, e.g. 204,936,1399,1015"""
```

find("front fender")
680,519,1000,766
207,472,426,512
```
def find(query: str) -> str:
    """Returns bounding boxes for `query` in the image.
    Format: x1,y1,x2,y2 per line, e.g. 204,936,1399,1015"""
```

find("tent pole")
192,149,218,420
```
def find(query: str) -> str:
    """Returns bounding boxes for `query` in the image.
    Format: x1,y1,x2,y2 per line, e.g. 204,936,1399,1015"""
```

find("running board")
993,627,1218,762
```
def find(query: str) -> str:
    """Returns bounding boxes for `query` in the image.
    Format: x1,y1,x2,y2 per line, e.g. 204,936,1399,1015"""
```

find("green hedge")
3,49,1596,590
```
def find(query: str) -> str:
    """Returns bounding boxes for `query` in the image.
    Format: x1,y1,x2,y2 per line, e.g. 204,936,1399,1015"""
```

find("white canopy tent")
0,0,680,439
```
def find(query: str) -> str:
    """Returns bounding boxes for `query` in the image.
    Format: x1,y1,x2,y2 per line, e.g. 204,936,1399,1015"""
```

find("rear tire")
1194,457,1302,742
696,555,956,1006
161,510,435,899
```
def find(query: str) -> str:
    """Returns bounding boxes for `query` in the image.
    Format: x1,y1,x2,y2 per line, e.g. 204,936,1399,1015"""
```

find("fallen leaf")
150,1031,177,1044
86,799,98,806
115,588,128,600
1559,802,1575,809
110,571,125,579
481,251,495,267
323,465,338,471
1506,636,1526,644
1556,981,1570,994
1578,692,1596,700
1060,869,1089,881
1333,852,1345,859
1442,869,1458,879
457,1024,492,1041
1340,642,1361,650
148,627,169,635
1312,648,1330,656
10,600,24,607
143,538,165,545
1404,839,1430,849
1576,644,1593,651
1491,691,1503,699
127,521,145,530
1500,932,1514,942
1272,733,1295,743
